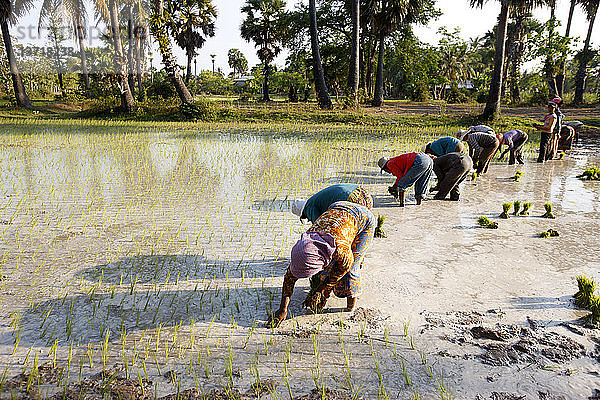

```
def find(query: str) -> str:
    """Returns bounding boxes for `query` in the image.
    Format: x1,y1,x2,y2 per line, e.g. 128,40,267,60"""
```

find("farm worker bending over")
291,183,373,223
497,130,528,165
267,201,375,328
536,102,557,163
431,152,473,201
421,136,465,157
462,124,495,135
457,130,499,174
378,152,433,207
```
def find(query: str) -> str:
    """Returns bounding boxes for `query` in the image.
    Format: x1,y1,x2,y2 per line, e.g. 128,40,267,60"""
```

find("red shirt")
386,153,417,185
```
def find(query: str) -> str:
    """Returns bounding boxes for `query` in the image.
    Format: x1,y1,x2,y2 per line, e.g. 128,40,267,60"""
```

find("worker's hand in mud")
266,308,287,328
303,291,326,313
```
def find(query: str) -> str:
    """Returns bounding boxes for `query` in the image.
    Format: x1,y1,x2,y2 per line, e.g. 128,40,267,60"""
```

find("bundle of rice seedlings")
512,201,521,216
542,202,555,219
577,166,600,181
499,203,511,219
574,275,597,309
477,216,498,229
538,229,559,238
519,202,533,216
512,170,524,182
558,151,565,160
588,296,600,325
538,231,550,238
374,214,386,238
471,172,478,181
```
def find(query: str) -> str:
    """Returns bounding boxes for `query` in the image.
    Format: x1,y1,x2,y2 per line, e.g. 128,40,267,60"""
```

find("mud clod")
248,379,279,397
293,388,352,400
471,326,508,341
538,390,567,400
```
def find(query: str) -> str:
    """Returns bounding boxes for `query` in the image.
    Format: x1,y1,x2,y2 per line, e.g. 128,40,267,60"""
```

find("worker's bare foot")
346,297,357,312
416,198,422,205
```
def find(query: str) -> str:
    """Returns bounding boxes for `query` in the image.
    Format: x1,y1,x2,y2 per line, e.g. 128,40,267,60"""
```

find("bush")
147,75,176,100
445,86,471,104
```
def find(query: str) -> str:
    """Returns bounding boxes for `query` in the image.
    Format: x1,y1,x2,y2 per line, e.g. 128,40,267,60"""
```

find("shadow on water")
507,295,573,310
78,255,289,284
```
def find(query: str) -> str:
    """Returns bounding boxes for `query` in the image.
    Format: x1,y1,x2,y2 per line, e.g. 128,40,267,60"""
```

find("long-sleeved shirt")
541,113,557,134
468,125,495,134
502,130,526,149
386,153,418,185
467,132,498,153
429,137,460,156
301,183,360,223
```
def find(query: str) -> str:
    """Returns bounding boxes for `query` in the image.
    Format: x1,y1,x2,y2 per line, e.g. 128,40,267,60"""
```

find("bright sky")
12,0,600,75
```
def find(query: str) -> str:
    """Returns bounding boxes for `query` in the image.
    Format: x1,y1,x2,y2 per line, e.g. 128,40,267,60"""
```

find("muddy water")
0,122,598,399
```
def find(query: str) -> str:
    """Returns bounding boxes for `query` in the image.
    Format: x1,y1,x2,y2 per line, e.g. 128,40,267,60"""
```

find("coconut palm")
470,0,546,120
0,0,31,107
166,0,216,84
35,0,90,93
557,0,581,96
573,0,599,104
240,0,287,102
149,0,194,103
308,0,332,109
371,0,434,107
228,48,248,78
347,0,360,105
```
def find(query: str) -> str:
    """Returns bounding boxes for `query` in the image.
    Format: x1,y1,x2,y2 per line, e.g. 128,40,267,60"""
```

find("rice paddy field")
0,119,598,399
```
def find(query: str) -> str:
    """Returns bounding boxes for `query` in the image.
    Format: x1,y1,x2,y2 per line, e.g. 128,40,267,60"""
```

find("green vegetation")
542,202,555,219
374,214,387,238
512,201,521,216
519,202,533,216
577,166,600,181
499,203,511,219
477,216,498,229
538,229,559,238
574,275,600,325
511,170,524,182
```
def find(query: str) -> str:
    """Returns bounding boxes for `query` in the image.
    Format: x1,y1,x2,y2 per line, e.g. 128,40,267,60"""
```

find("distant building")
233,75,254,87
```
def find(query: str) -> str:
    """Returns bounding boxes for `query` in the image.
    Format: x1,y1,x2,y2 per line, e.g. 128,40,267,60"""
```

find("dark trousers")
509,134,528,165
537,132,553,162
433,158,472,200
474,141,499,174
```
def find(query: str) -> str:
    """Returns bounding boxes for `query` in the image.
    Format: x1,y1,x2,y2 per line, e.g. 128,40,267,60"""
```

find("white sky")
12,0,600,75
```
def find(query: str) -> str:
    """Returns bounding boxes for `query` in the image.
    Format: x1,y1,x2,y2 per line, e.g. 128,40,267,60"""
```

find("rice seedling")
499,203,511,219
512,201,521,216
511,170,524,182
519,202,533,216
477,216,498,229
578,166,600,180
588,296,600,325
538,231,550,238
574,275,597,309
542,203,555,219
374,214,387,238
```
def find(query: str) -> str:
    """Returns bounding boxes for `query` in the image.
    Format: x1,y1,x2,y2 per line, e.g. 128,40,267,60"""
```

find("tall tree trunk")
74,21,90,94
108,0,135,112
365,36,375,96
371,30,385,107
262,62,270,102
482,0,510,120
127,5,135,99
135,24,145,102
545,3,558,98
556,0,577,97
573,10,597,104
0,19,31,108
149,0,193,104
308,0,333,109
509,15,524,103
186,50,193,85
347,0,360,106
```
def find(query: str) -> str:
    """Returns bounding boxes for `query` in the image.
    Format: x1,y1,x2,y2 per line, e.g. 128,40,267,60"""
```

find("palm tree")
240,0,287,102
37,0,90,93
228,48,248,78
148,0,194,103
573,0,599,104
91,0,135,111
556,0,580,96
166,0,216,84
0,0,31,107
372,0,432,107
347,0,360,106
470,0,545,120
308,0,332,109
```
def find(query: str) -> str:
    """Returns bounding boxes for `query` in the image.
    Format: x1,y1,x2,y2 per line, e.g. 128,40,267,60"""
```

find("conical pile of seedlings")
511,170,524,182
499,202,511,219
512,201,521,216
519,202,533,216
542,202,555,219
538,229,559,238
374,214,386,238
577,166,600,181
573,275,600,325
477,216,498,229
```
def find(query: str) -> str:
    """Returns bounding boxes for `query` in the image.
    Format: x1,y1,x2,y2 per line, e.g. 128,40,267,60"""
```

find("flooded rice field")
0,121,598,399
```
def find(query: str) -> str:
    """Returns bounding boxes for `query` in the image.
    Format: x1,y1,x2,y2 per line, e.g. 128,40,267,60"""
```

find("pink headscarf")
289,232,336,278
549,97,562,104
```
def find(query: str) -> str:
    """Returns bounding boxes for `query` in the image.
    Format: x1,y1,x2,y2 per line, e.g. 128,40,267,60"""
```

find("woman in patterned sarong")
268,201,375,328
